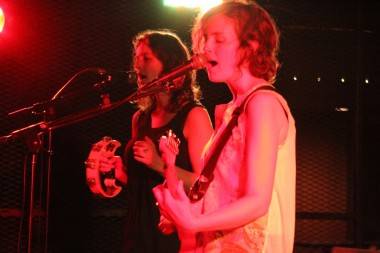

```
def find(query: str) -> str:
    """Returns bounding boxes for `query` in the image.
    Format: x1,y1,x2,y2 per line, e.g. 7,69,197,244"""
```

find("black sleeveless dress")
122,102,203,253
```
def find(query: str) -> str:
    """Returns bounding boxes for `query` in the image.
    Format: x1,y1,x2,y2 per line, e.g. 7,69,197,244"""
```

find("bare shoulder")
185,106,212,129
184,106,213,138
245,92,288,138
187,106,210,120
245,92,283,114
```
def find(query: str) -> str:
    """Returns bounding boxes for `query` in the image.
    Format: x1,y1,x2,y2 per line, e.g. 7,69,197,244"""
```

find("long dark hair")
132,29,201,112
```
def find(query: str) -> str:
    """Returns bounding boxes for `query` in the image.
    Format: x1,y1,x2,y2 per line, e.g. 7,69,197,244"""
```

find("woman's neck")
151,93,176,128
227,69,268,101
154,92,171,112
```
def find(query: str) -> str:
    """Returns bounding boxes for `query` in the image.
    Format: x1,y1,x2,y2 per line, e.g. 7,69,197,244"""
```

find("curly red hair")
192,1,280,83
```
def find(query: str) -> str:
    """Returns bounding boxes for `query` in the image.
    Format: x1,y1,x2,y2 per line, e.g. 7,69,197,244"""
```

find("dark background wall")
0,1,379,253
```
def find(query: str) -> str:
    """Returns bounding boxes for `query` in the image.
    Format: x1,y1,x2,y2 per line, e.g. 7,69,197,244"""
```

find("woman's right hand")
153,181,198,232
133,136,165,173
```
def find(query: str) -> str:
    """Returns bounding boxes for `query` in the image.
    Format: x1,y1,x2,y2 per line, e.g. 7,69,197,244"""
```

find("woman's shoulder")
181,100,204,111
186,105,210,120
174,101,205,119
132,109,144,122
131,109,150,131
246,87,283,105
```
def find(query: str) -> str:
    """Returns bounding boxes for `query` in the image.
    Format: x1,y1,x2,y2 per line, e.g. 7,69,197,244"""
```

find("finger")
158,207,171,221
134,156,147,164
98,160,114,172
133,150,142,158
177,180,188,200
159,136,168,152
108,155,119,164
98,158,112,166
113,156,123,168
133,141,148,151
134,140,145,146
162,187,175,210
152,185,164,206
159,211,173,222
133,145,148,158
158,216,176,235
133,145,146,153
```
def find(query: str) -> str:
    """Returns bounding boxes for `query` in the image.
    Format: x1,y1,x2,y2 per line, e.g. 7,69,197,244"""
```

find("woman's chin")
208,76,224,83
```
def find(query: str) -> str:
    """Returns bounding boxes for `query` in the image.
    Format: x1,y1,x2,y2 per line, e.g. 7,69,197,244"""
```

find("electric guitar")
85,136,122,198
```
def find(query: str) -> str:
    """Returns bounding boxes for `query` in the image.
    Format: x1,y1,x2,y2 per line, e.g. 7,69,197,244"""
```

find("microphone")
127,54,206,101
143,54,206,90
94,70,138,90
94,54,205,92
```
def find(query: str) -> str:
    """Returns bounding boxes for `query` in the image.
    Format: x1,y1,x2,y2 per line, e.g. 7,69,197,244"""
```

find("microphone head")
191,54,207,70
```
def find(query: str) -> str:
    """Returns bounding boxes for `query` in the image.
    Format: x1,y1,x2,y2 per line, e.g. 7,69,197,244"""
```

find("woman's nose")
203,42,213,55
134,57,144,70
133,61,140,71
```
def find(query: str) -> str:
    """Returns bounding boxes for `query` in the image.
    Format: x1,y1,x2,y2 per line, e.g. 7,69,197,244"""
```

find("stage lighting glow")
163,0,222,12
0,7,5,33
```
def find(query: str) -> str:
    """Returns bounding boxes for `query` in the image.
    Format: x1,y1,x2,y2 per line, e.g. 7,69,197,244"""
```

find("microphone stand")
26,130,44,253
0,72,179,253
1,67,106,253
0,114,49,253
43,128,53,253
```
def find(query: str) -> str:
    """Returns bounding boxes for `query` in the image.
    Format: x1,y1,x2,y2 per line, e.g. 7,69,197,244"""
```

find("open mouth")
137,73,148,84
208,60,218,67
137,73,147,80
136,73,148,87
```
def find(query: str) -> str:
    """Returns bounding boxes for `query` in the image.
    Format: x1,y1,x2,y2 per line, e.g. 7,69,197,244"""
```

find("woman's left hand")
153,180,198,232
133,136,164,172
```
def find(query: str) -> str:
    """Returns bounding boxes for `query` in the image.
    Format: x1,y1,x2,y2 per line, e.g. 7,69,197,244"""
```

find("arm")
113,156,127,185
114,110,142,184
130,110,141,139
180,106,214,189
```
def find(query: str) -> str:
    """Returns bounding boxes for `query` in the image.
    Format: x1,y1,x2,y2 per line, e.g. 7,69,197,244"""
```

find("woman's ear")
238,40,259,67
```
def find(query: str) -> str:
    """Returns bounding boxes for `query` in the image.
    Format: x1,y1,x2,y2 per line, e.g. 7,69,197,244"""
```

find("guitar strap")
188,85,276,202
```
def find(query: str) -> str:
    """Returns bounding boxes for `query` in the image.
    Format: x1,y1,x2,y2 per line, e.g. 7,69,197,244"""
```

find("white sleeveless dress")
196,86,296,253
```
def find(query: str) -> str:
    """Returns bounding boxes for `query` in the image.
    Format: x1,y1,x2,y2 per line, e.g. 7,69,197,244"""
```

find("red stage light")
0,7,5,32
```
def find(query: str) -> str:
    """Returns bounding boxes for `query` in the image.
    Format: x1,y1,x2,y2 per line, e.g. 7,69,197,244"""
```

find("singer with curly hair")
154,1,296,252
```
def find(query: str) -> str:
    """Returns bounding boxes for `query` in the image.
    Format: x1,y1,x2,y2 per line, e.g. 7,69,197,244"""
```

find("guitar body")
85,136,122,198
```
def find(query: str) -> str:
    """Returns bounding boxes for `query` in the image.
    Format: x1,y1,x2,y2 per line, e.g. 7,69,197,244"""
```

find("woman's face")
133,40,163,88
202,14,242,84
